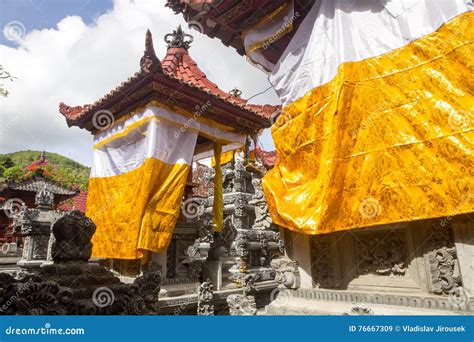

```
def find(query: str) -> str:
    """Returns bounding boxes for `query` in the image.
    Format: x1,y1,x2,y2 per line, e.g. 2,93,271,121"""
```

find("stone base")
17,259,44,268
265,289,474,316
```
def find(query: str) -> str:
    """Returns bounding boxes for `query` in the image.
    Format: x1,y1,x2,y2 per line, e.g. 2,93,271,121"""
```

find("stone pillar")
291,232,313,289
452,221,474,295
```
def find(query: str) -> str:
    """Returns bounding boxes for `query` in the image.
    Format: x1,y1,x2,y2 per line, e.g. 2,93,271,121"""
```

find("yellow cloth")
263,12,474,235
211,149,235,167
87,158,190,259
212,143,223,232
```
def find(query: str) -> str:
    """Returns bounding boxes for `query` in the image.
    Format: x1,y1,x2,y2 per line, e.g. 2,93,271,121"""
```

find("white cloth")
270,0,471,106
91,105,246,177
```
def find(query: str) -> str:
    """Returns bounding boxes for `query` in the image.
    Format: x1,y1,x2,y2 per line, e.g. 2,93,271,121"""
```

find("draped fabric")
242,0,295,72
263,1,473,236
87,103,246,259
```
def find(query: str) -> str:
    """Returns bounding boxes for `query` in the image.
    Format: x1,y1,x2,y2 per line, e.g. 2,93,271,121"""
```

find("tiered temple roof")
59,26,278,134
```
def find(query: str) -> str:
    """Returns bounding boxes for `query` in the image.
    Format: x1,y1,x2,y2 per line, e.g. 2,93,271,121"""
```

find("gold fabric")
211,149,235,167
212,143,224,232
263,12,474,235
87,158,190,259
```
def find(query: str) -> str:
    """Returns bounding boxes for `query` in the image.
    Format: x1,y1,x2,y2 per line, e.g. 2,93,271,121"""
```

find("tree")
3,165,23,180
0,156,15,168
0,65,16,97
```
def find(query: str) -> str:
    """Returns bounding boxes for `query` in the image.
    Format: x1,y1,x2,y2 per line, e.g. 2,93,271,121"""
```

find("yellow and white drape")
263,0,473,235
242,0,295,72
87,102,245,259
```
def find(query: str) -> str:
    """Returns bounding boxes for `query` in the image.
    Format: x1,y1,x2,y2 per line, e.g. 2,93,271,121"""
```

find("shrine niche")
267,219,474,315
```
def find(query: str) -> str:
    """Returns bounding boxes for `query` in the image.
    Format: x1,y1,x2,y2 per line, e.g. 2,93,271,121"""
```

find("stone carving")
357,232,406,276
227,293,257,316
164,25,193,49
132,271,161,314
249,178,272,230
13,200,63,267
35,187,54,209
287,288,474,313
140,30,162,74
197,280,214,316
271,258,300,289
427,223,462,296
345,305,374,316
51,211,95,262
310,236,333,288
187,218,214,261
0,211,161,315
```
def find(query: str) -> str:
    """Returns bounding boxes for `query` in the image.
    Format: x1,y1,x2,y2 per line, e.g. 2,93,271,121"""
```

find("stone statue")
51,211,95,262
271,258,300,289
250,178,272,230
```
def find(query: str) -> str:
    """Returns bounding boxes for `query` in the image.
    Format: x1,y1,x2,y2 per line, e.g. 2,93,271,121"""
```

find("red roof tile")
255,147,277,169
59,28,279,128
58,190,87,213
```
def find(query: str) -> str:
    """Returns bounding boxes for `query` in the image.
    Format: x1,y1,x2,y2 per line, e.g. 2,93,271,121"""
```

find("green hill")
0,150,90,189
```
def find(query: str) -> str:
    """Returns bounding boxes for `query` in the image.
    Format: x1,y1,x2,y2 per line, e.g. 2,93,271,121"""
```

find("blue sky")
0,0,279,166
0,0,113,47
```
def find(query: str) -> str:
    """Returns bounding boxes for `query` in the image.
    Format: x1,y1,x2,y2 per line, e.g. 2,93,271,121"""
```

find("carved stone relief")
310,236,333,288
356,231,407,276
427,222,462,296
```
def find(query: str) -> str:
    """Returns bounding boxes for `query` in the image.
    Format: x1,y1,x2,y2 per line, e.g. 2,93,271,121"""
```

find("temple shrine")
1,0,471,317
170,0,474,315
0,152,80,266
58,26,283,313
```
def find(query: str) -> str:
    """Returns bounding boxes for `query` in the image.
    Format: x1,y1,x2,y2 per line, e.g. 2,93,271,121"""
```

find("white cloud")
0,0,279,166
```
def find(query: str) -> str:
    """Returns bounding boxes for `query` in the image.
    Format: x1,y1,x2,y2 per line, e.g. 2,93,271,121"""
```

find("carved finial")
229,87,242,98
140,29,162,73
164,25,194,49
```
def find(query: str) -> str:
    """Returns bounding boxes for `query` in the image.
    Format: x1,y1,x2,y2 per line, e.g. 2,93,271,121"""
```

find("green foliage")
0,156,15,168
3,165,23,180
0,151,90,190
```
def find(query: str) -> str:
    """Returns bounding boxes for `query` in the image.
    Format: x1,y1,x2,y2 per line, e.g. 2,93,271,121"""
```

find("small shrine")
58,26,282,313
0,152,80,268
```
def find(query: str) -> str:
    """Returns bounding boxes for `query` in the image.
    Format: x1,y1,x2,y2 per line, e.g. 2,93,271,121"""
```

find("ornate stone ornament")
197,280,214,316
164,25,194,49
